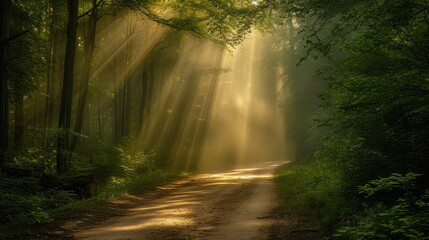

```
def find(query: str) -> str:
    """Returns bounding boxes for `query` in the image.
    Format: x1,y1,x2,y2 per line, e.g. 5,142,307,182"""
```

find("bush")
0,175,76,236
72,139,160,183
334,173,429,240
9,147,57,173
0,138,176,237
72,138,174,199
275,161,347,227
314,135,388,196
97,170,173,199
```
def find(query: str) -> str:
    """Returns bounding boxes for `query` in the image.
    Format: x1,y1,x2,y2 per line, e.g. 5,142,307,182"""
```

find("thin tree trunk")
97,77,102,138
56,0,78,175
33,93,37,127
114,58,123,142
0,0,11,168
44,0,54,131
47,36,58,128
122,20,133,137
13,100,24,150
70,0,98,152
136,62,155,140
124,76,131,137
44,0,59,134
136,65,150,139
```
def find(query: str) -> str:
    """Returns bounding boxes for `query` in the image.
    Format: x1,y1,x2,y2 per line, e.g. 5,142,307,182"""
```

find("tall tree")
282,0,429,185
136,62,152,139
56,0,78,174
0,0,11,168
71,0,102,152
44,0,65,132
8,1,44,150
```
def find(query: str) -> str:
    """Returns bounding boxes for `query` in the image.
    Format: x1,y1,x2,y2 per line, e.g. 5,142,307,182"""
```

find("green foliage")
334,174,429,240
9,147,57,173
97,170,173,199
358,173,422,198
1,137,176,237
75,139,176,199
276,0,429,238
71,139,119,181
112,0,275,46
0,176,75,236
72,139,161,182
314,134,387,195
8,0,49,102
275,162,347,227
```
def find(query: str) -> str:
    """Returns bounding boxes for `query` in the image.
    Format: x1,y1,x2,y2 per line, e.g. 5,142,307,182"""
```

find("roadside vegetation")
276,1,429,239
0,140,177,238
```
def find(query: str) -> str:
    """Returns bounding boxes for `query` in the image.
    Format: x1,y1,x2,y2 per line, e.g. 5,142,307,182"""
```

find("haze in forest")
2,1,428,239
82,15,288,172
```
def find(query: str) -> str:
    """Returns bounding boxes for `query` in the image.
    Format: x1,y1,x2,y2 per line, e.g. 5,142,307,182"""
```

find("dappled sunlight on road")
74,161,284,240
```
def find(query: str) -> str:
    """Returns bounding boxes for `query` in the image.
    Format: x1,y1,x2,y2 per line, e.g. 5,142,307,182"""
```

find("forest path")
73,162,282,240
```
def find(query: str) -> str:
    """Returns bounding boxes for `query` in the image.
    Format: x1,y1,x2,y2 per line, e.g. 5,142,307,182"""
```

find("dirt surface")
48,161,322,240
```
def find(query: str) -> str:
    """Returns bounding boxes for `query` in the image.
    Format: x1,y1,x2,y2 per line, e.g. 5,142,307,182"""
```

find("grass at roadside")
274,161,348,230
0,169,182,239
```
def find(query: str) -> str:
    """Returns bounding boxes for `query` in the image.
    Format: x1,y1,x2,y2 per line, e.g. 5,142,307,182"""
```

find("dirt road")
74,162,282,240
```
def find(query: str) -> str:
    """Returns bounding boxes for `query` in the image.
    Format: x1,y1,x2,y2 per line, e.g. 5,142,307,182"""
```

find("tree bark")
56,0,78,175
44,0,60,133
97,77,103,138
71,0,98,152
0,0,12,168
113,57,124,142
122,20,133,138
136,61,155,140
124,76,131,137
136,64,150,139
13,100,24,150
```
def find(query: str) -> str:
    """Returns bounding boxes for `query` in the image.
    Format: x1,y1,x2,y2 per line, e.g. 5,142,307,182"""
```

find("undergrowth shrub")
334,173,429,239
72,139,160,182
8,147,57,173
0,175,75,236
1,138,175,237
93,140,172,198
71,139,119,181
72,138,174,199
275,161,347,227
97,170,172,199
314,135,387,196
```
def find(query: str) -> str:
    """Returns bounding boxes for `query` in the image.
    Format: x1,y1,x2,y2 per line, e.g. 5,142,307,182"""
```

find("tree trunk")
44,0,60,133
124,76,131,136
0,0,12,168
113,58,124,142
136,65,150,139
56,0,78,175
122,21,133,138
71,0,98,152
13,100,24,150
97,78,102,138
136,61,155,140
